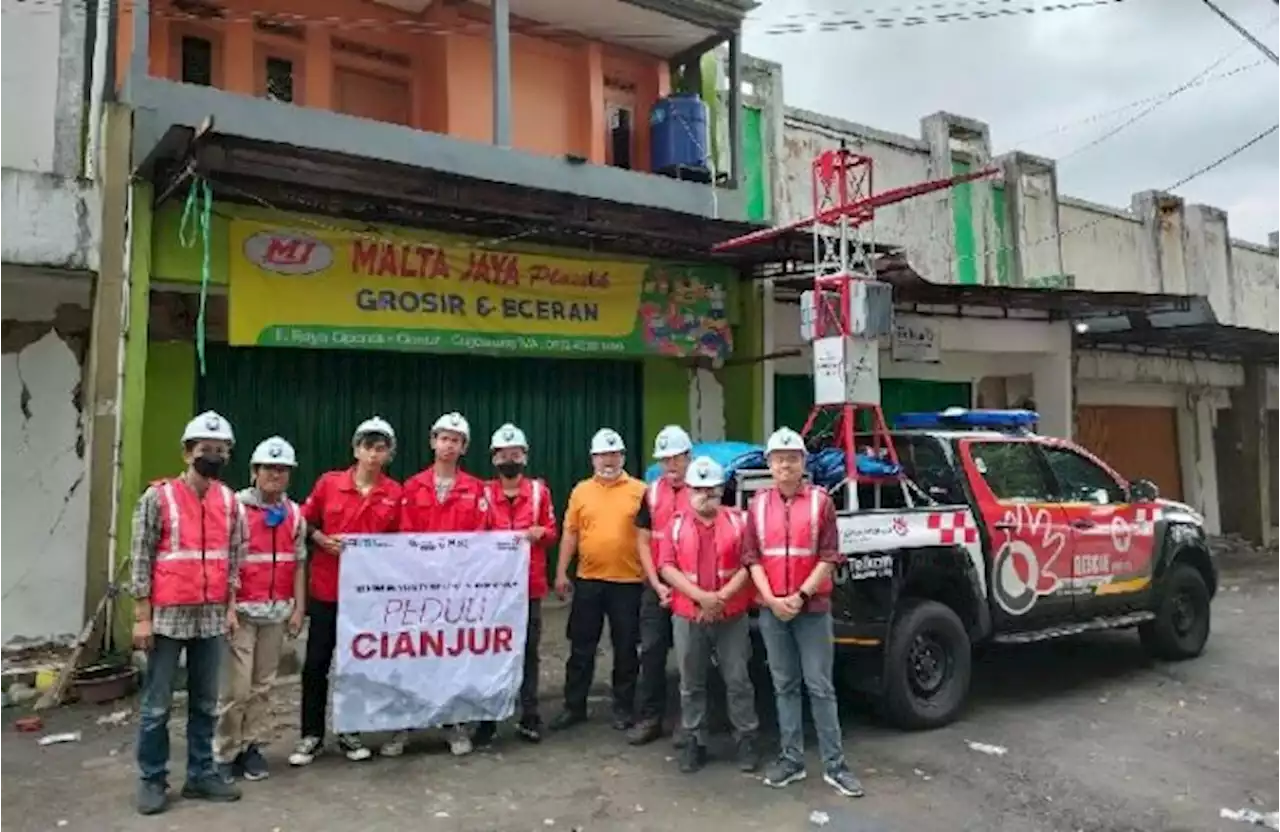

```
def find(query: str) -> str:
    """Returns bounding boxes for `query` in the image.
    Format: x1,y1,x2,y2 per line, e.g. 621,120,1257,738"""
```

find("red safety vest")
237,498,301,604
484,478,556,600
647,477,692,555
152,478,240,607
666,508,752,620
748,485,833,600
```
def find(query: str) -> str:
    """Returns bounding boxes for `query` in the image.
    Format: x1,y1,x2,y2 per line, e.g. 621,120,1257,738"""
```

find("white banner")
332,532,530,734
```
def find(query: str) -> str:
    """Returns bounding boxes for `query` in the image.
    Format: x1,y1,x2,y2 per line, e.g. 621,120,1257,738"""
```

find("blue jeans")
757,609,845,771
137,634,223,784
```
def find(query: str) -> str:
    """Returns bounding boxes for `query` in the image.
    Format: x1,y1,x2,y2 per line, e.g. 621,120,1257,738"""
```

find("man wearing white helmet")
628,424,694,746
214,436,306,784
742,427,863,798
472,423,559,746
394,410,490,758
291,416,402,768
549,428,647,733
130,410,246,814
656,456,759,774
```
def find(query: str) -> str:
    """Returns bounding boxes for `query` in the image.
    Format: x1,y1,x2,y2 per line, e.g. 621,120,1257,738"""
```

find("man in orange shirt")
549,428,647,732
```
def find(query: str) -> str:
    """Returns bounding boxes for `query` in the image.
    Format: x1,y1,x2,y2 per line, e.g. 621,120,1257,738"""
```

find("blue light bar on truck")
894,407,1040,431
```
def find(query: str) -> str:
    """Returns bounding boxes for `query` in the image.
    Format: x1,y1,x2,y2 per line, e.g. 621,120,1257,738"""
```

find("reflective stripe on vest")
751,488,821,558
153,480,237,607
238,499,300,604
668,509,751,619
751,487,831,599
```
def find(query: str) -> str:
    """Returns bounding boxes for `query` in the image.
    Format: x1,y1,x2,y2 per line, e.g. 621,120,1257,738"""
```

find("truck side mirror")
1130,478,1159,502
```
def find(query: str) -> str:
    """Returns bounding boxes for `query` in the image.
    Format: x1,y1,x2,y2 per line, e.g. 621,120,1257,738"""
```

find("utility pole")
1199,0,1279,63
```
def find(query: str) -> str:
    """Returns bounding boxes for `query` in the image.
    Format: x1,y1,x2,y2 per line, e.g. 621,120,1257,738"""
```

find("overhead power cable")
1197,0,1280,63
758,0,1127,33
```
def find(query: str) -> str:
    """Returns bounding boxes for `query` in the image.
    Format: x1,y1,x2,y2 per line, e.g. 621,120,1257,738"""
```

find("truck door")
1037,440,1156,617
958,439,1076,631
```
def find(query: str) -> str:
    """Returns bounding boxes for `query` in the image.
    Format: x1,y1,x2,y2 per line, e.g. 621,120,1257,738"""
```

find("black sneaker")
473,721,497,749
610,711,634,731
181,775,242,802
517,716,543,744
626,718,662,746
823,765,865,798
762,756,807,788
548,710,586,731
678,741,707,774
671,729,688,750
136,780,168,816
736,734,761,773
215,760,238,784
241,745,269,781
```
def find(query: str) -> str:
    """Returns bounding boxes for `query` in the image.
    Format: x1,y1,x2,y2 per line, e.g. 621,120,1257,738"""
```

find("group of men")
128,407,863,817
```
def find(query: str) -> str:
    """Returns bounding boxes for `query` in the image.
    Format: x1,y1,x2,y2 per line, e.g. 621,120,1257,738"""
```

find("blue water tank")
649,93,710,172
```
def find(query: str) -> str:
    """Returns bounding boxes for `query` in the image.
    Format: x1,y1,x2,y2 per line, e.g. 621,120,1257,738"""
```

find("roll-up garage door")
1076,405,1182,501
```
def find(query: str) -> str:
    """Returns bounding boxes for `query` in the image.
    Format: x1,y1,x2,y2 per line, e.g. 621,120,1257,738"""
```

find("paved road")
4,556,1276,832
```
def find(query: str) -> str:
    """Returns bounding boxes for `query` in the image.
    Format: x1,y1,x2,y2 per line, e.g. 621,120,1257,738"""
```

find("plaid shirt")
129,479,247,640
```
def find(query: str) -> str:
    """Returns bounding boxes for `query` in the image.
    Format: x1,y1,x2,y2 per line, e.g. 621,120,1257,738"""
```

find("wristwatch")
798,589,812,604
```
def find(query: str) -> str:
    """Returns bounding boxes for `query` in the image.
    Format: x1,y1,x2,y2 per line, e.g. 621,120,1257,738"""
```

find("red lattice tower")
713,145,996,509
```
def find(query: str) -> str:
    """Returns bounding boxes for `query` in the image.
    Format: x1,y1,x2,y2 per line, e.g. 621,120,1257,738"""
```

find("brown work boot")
626,718,663,746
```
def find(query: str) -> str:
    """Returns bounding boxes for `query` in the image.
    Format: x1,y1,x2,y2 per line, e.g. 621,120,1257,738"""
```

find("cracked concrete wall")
1,269,91,646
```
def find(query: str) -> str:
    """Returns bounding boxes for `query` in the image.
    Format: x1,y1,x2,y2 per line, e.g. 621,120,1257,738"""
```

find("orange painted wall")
138,0,669,169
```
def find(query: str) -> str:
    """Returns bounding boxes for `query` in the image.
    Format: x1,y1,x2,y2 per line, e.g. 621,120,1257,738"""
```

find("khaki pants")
213,619,285,763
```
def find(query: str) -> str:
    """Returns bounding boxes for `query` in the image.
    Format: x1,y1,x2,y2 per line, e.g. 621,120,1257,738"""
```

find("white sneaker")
381,732,408,757
339,734,372,762
448,725,473,756
288,736,323,767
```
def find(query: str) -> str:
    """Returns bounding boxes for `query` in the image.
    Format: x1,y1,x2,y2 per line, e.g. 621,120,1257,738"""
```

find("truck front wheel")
880,599,972,730
1139,563,1211,660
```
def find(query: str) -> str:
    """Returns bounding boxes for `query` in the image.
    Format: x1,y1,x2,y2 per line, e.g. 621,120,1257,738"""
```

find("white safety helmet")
765,427,807,456
490,423,529,451
352,416,396,451
250,436,298,467
685,456,726,489
182,410,235,446
590,428,626,455
431,412,471,445
652,425,693,459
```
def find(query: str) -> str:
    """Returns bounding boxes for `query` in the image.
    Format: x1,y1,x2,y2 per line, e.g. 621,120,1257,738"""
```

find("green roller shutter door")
196,345,643,523
773,375,972,434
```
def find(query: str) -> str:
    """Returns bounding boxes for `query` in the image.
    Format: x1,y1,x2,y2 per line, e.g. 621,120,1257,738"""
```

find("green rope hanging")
179,177,214,376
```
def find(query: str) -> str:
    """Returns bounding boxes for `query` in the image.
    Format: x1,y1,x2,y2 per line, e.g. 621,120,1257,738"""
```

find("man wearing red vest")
213,436,306,784
474,422,558,747
656,456,760,774
130,410,246,815
394,411,490,757
629,424,693,745
290,416,401,768
743,427,864,798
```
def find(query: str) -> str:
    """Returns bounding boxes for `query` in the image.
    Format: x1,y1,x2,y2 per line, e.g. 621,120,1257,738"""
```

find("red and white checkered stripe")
925,510,979,545
1133,506,1158,535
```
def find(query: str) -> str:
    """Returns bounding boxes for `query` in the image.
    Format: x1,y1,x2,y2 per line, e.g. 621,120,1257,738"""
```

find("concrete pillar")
81,104,131,629
1228,364,1273,545
1032,351,1073,439
1176,388,1221,534
919,112,992,285
688,367,726,441
998,152,1064,287
1130,191,1187,295
727,30,743,189
1183,204,1235,325
491,0,511,147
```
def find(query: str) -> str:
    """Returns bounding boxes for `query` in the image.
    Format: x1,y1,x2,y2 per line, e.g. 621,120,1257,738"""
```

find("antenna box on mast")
799,279,893,342
813,336,880,406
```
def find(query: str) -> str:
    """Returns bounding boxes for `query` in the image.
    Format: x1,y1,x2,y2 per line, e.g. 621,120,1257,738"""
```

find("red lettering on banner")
349,627,515,660
351,240,450,279
462,251,520,285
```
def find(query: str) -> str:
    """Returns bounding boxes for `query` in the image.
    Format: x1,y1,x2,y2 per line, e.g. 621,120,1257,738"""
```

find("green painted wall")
951,160,978,285
991,184,1012,286
642,358,689,460
774,375,973,432
140,342,197,486
721,281,763,443
743,107,766,222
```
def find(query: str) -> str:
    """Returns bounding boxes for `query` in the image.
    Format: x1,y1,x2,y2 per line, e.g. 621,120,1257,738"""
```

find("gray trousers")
672,615,759,745
758,609,845,770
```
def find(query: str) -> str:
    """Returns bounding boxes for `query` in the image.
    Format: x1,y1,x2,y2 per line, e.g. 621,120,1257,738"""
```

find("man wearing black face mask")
474,422,558,746
129,410,248,815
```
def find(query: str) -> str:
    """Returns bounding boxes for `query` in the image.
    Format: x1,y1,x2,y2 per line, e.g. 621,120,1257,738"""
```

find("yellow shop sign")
227,220,734,359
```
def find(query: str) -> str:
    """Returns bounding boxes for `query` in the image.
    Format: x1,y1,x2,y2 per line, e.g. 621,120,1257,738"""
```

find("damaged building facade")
745,61,1278,544
1,0,108,644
